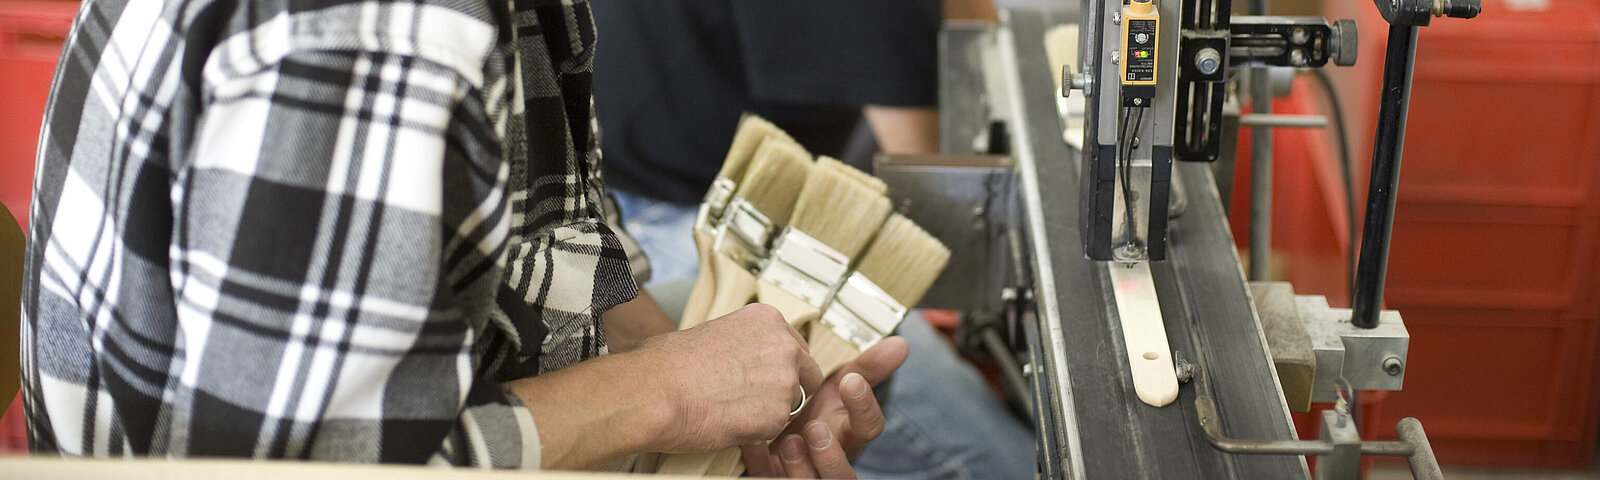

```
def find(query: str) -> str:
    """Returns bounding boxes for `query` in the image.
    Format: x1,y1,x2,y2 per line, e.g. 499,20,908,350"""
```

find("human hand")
629,304,824,453
741,336,910,478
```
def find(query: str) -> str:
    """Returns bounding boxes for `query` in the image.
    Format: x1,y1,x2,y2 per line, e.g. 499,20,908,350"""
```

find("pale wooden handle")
655,451,718,476
756,280,822,330
1107,263,1179,407
631,452,660,473
704,447,745,477
679,230,717,330
655,446,744,477
808,326,865,377
704,254,757,322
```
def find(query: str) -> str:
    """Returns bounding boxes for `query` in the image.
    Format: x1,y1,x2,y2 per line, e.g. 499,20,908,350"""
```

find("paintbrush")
686,161,895,478
680,115,795,329
654,138,812,477
699,138,812,320
755,158,893,330
810,214,950,376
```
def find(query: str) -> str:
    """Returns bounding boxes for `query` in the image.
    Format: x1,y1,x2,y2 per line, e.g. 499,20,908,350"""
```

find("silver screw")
1383,356,1404,376
1194,48,1222,75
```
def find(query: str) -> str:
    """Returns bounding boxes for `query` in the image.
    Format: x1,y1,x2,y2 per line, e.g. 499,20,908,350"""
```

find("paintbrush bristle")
718,114,794,182
788,161,893,258
736,138,813,228
854,214,950,307
816,156,887,194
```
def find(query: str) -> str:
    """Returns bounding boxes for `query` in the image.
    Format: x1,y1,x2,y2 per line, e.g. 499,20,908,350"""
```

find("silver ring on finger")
789,384,808,416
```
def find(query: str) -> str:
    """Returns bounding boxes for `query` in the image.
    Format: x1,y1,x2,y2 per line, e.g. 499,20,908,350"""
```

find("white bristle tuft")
854,214,950,306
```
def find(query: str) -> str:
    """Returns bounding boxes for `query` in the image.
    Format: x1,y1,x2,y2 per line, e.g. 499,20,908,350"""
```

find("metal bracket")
1182,359,1444,479
1300,295,1410,402
1229,16,1357,67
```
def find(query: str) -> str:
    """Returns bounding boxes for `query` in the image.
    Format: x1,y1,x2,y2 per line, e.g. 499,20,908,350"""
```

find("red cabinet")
1256,0,1600,469
0,0,76,228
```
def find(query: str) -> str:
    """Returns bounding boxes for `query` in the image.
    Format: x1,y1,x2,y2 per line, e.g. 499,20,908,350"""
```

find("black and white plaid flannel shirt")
21,0,641,468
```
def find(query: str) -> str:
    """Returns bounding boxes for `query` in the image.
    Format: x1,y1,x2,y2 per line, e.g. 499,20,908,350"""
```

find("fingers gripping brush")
677,160,895,478
680,115,796,329
810,214,951,376
756,158,892,331
646,117,798,475
654,140,812,477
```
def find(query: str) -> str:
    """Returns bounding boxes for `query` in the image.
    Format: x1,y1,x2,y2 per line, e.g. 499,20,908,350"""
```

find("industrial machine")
877,0,1479,477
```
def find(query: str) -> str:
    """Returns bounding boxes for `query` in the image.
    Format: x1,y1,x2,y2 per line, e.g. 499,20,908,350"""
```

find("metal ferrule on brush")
694,202,715,234
758,229,852,307
714,197,776,272
820,273,907,350
699,177,739,231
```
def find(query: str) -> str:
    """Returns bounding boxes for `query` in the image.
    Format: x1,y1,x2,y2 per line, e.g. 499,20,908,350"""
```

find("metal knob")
1331,19,1359,67
1194,48,1223,75
1060,64,1094,98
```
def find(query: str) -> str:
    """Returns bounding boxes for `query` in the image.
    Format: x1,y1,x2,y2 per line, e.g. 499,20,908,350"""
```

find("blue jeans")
612,189,1037,479
612,190,702,286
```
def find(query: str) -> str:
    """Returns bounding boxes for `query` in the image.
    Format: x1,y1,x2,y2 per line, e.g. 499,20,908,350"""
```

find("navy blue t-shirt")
593,0,940,204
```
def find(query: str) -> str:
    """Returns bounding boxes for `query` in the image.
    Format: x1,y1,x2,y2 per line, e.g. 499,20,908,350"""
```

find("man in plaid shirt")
20,0,906,475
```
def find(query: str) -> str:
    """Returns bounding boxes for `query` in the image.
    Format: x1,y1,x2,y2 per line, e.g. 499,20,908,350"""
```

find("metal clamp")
714,198,777,271
820,273,908,350
758,229,852,307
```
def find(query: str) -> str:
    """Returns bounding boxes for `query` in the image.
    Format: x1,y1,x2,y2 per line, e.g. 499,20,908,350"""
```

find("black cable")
1311,69,1357,304
1118,107,1146,253
1117,107,1136,246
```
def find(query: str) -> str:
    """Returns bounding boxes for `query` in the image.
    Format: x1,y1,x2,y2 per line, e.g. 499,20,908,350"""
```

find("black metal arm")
1351,0,1479,328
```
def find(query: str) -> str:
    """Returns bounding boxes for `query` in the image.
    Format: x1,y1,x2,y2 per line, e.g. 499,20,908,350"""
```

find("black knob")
1440,0,1481,18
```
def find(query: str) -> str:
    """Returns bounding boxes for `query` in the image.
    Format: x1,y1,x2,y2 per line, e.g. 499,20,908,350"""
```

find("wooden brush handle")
655,451,718,475
704,254,758,322
756,280,822,330
706,448,745,476
679,229,717,330
630,452,660,473
808,325,866,377
656,446,744,477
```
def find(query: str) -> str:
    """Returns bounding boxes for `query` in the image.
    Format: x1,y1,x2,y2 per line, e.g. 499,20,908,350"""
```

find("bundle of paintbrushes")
647,115,950,477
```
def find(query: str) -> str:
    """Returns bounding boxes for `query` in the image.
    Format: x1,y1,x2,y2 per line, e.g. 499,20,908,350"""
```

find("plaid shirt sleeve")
19,0,615,468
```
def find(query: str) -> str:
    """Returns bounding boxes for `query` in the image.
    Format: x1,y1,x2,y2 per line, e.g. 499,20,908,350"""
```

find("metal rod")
1248,67,1272,281
1397,417,1445,479
1351,24,1419,329
980,328,1035,416
1195,367,1418,457
1240,114,1328,128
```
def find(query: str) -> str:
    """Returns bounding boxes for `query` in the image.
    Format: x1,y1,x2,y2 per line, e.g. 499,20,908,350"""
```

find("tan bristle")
735,138,813,228
816,156,887,194
788,164,892,258
855,214,950,306
718,114,794,182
